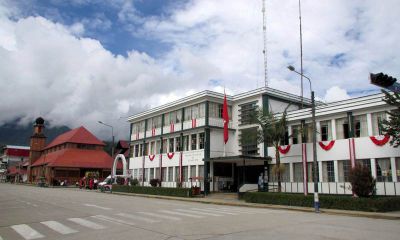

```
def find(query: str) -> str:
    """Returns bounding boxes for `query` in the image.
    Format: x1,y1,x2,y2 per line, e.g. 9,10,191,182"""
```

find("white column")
371,158,377,178
318,161,323,182
288,125,293,145
189,134,192,151
367,113,373,136
334,160,339,182
172,166,176,185
289,162,294,182
390,157,397,182
331,119,337,140
316,121,321,141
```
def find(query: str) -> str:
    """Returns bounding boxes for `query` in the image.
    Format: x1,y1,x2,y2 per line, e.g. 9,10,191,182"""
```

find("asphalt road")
0,184,399,240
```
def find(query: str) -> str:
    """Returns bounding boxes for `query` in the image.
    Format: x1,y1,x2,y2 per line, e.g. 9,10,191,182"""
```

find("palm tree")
251,107,289,192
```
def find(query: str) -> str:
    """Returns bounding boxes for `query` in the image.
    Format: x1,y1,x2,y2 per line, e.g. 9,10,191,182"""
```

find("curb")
111,191,400,220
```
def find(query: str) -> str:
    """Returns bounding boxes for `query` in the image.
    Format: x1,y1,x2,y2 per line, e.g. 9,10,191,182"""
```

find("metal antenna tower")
262,0,268,87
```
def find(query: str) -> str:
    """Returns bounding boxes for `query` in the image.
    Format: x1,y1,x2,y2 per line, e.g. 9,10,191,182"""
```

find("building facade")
0,145,30,182
128,87,400,196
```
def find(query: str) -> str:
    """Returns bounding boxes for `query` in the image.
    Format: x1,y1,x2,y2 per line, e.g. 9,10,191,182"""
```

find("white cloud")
324,86,351,102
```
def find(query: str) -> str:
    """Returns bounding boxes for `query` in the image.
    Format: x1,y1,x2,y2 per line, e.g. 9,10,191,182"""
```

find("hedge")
243,192,400,212
112,185,192,198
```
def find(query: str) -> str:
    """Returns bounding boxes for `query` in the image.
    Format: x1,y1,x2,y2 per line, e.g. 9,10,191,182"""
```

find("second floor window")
169,138,174,152
191,134,197,150
176,137,182,152
239,102,257,125
199,133,205,149
320,120,331,141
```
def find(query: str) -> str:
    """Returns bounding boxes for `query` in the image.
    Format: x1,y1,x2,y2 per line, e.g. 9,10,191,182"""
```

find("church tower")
28,117,46,182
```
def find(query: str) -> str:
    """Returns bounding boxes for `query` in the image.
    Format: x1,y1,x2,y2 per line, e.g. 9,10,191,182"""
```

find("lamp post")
287,65,319,213
98,121,115,186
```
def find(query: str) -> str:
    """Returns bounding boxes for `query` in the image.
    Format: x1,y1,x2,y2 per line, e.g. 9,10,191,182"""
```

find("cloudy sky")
0,0,399,140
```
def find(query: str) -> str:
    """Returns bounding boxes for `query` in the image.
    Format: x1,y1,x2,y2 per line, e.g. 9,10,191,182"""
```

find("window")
143,168,147,181
336,118,349,139
240,128,258,155
292,125,300,144
150,141,155,155
175,166,180,182
182,166,188,181
144,143,149,155
376,158,392,182
396,158,400,181
293,162,303,182
199,103,205,118
184,106,192,121
357,159,371,171
192,105,199,119
161,167,166,182
301,123,312,143
155,168,160,179
199,133,205,149
372,112,386,136
169,138,174,152
190,166,196,179
138,144,143,157
152,116,162,128
133,145,138,157
320,120,331,141
191,134,197,150
156,140,161,154
282,129,289,145
239,102,257,125
183,135,189,151
198,165,204,178
162,139,167,153
353,115,367,138
139,121,145,132
176,137,182,152
133,169,138,179
323,161,335,182
338,160,351,182
168,167,173,182
150,168,154,180
164,112,170,125
282,163,290,182
307,162,319,182
176,109,182,123
268,164,278,182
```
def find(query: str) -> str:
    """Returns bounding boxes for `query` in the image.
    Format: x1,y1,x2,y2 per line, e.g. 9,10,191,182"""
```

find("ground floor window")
190,166,196,179
293,162,303,182
357,159,371,172
376,158,392,182
161,167,166,181
307,162,319,182
168,167,173,182
338,160,351,182
133,169,138,179
396,158,400,181
198,165,204,178
269,164,289,182
150,168,154,180
282,163,290,182
182,166,188,181
175,166,180,182
322,161,335,182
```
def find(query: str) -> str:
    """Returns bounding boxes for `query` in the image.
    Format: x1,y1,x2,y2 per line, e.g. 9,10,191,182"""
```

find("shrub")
116,177,125,185
149,179,161,187
349,163,376,197
130,178,139,186
112,185,192,197
243,192,400,212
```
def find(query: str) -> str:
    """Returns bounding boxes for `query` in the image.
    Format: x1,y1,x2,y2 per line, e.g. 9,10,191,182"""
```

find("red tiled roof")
5,148,30,157
44,126,105,150
117,140,129,149
31,148,115,169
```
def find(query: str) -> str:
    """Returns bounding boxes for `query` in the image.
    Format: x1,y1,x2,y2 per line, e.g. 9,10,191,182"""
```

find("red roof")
5,148,30,157
31,148,115,168
45,126,105,150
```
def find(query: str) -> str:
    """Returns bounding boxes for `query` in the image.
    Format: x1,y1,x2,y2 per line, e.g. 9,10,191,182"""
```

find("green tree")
251,107,289,192
381,90,400,147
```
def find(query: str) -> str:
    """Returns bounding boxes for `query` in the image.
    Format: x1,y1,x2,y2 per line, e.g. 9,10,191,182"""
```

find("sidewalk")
111,191,400,220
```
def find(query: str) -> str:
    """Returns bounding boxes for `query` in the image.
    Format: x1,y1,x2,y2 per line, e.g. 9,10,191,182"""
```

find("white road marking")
68,218,106,230
191,208,238,215
11,224,44,240
116,213,160,223
138,212,181,221
175,209,223,217
159,210,204,219
92,215,136,226
41,221,78,235
216,208,257,214
83,204,112,210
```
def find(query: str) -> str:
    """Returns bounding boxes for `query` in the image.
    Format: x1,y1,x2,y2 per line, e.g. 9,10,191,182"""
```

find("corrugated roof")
31,148,113,168
44,126,105,150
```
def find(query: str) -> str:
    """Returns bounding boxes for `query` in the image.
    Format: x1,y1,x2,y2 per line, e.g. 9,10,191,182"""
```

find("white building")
127,87,400,196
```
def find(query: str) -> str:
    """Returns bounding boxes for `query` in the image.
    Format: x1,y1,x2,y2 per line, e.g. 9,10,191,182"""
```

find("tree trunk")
275,146,281,192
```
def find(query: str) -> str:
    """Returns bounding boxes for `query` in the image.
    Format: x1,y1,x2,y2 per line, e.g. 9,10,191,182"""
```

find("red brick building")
28,117,114,185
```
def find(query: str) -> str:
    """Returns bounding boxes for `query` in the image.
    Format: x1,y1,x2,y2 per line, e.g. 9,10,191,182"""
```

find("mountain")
0,122,71,147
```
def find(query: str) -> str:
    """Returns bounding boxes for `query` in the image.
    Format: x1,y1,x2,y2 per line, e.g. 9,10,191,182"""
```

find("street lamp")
98,121,115,185
287,65,319,213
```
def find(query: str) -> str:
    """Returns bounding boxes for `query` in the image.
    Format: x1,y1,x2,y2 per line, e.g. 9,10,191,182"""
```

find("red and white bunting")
149,155,155,161
192,119,197,128
167,152,174,159
278,145,291,154
370,135,390,146
319,140,335,151
170,123,174,133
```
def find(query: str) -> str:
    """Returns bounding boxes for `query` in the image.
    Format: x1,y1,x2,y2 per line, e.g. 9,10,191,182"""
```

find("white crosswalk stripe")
92,215,136,226
116,213,160,223
41,221,78,235
175,209,223,217
11,224,44,240
190,208,238,215
138,211,181,221
159,210,204,219
68,218,106,230
208,207,256,214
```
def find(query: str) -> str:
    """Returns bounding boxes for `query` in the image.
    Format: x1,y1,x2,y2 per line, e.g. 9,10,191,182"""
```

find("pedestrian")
89,178,94,190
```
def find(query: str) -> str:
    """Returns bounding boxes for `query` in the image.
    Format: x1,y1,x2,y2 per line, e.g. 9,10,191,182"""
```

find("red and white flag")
222,91,229,144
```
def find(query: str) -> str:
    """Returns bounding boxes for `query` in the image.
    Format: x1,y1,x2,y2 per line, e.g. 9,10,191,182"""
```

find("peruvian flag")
223,92,229,144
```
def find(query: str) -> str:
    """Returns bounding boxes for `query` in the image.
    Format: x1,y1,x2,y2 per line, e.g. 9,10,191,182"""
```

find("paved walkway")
111,191,400,220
